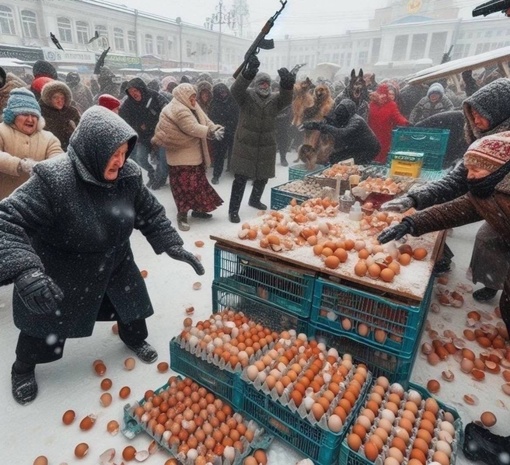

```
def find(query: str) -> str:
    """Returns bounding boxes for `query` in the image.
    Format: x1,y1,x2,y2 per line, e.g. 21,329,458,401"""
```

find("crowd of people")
1,56,510,416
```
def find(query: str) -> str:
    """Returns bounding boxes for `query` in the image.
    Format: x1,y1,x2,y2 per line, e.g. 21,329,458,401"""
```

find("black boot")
463,422,510,465
191,211,213,219
126,341,158,363
280,154,289,167
473,287,498,302
11,361,37,405
248,179,268,210
229,175,247,223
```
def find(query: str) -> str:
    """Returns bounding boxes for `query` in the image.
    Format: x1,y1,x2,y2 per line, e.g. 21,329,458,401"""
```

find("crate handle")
268,417,291,435
197,372,218,387
410,135,428,141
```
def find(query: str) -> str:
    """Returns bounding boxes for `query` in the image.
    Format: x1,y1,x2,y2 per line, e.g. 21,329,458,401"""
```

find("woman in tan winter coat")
152,83,224,231
0,88,62,200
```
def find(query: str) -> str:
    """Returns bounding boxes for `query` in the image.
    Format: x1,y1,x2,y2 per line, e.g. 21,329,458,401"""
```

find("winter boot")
177,212,190,232
229,212,241,223
463,422,510,465
191,211,213,219
473,287,498,302
280,154,289,167
126,341,158,364
248,179,268,210
229,175,247,222
211,176,219,185
11,361,38,405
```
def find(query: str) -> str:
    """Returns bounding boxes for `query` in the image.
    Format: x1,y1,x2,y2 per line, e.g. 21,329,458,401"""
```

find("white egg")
436,440,452,457
380,409,396,423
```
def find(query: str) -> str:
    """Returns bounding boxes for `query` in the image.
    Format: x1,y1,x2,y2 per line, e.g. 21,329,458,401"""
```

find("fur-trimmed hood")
41,80,73,108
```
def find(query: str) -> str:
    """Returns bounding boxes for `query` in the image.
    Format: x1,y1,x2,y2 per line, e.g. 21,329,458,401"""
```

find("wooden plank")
406,45,510,85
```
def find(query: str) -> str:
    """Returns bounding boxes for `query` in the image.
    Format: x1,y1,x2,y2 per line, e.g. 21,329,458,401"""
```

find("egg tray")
234,370,372,465
121,380,273,465
310,276,434,357
308,326,421,386
339,382,463,465
289,163,326,181
212,283,311,336
214,243,316,318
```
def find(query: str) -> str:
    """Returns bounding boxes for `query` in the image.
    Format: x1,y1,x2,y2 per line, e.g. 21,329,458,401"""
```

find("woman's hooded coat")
0,106,182,339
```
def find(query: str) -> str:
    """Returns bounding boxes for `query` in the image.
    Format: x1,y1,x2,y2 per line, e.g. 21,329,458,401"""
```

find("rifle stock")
233,1,287,78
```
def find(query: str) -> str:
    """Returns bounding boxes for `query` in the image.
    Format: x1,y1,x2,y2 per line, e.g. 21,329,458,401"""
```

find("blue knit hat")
3,88,41,124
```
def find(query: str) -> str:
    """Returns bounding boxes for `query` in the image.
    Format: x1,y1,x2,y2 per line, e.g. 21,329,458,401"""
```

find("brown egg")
325,255,341,269
368,263,381,278
100,392,113,407
33,456,49,465
426,379,440,393
380,267,395,283
119,386,131,399
157,362,169,373
74,443,89,458
416,428,432,445
124,357,136,370
311,402,325,420
62,409,76,425
347,433,362,451
364,441,380,462
424,397,440,415
413,437,430,456
79,414,96,431
398,253,412,266
122,446,137,461
413,248,428,260
352,423,367,440
100,378,113,391
432,450,450,465
409,448,427,464
419,418,435,436
253,449,267,465
391,436,407,455
481,411,497,427
354,260,368,277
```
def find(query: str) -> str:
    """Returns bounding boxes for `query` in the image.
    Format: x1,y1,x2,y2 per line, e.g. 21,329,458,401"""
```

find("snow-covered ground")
0,152,506,465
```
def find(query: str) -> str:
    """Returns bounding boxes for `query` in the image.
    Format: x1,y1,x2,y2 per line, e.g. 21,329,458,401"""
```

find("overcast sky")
112,0,392,38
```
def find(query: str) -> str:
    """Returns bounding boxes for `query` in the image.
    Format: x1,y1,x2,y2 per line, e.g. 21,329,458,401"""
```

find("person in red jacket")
368,83,409,164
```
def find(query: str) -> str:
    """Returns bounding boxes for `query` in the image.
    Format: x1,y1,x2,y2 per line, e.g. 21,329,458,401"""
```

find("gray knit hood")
67,106,137,185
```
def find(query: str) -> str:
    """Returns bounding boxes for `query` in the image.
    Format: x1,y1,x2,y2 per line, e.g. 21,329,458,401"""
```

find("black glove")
166,246,205,275
377,218,415,244
14,269,64,316
242,55,260,80
278,67,296,90
301,121,323,131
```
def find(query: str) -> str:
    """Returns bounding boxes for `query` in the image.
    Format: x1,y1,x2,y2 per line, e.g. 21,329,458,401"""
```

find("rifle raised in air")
233,0,287,78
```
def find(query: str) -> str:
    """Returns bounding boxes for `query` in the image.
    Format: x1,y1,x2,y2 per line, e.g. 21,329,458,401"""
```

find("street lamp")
205,0,236,77
176,17,183,73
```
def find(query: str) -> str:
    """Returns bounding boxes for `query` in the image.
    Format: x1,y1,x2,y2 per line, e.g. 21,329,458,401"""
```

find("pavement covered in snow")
0,152,506,465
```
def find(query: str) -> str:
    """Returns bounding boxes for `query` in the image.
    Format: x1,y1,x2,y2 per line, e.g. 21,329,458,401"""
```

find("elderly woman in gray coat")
228,56,295,223
0,106,203,405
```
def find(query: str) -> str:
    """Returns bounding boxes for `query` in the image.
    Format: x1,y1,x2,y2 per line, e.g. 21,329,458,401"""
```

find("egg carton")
122,379,273,465
340,381,463,465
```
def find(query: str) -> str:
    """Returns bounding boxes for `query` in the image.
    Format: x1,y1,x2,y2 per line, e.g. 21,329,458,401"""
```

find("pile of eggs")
244,335,370,433
178,310,279,372
320,163,362,179
346,377,458,465
355,177,405,196
130,376,260,465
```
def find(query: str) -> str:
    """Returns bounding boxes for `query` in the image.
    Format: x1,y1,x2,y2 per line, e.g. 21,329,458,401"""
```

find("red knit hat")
464,131,510,172
31,76,53,95
98,94,121,111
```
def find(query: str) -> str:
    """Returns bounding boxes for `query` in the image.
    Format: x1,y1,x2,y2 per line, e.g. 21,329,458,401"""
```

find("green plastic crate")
388,127,450,171
310,277,433,356
289,163,325,181
270,184,311,210
214,243,316,318
339,382,463,465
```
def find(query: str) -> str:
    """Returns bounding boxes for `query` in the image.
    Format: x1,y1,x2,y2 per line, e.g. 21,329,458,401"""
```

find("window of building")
76,20,89,44
429,31,447,64
392,35,408,61
145,34,153,54
57,17,72,43
371,38,381,64
128,31,136,53
157,36,164,56
0,5,15,35
21,10,38,38
168,38,173,53
186,40,192,57
358,51,368,65
332,53,339,63
114,28,124,51
410,33,427,60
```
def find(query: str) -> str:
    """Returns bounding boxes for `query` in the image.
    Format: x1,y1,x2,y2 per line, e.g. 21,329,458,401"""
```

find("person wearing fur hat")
378,132,510,339
409,82,454,125
40,80,81,151
0,88,62,200
119,77,169,190
66,72,94,114
0,66,27,123
0,106,204,405
227,55,295,223
368,83,409,164
152,83,225,231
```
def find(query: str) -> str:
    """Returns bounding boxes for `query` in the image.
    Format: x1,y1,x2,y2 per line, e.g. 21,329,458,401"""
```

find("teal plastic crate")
308,326,421,386
289,163,325,181
235,370,372,465
270,184,311,210
311,277,433,356
388,127,450,171
169,337,243,408
122,378,273,464
214,244,315,318
212,282,311,336
339,382,463,465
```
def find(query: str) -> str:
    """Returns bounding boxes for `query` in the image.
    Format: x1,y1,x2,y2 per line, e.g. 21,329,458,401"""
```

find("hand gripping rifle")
233,0,287,78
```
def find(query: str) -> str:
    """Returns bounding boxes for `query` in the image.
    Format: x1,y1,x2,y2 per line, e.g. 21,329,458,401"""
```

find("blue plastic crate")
212,282,311,336
169,337,243,408
308,325,421,386
235,370,371,465
214,244,315,318
289,163,325,181
270,185,311,210
121,377,273,464
339,382,463,465
311,277,433,356
388,127,450,171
